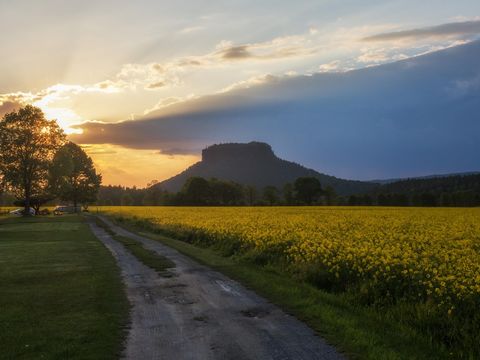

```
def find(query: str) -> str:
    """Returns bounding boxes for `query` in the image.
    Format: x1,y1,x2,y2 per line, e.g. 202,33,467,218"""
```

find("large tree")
294,177,323,205
49,142,102,210
263,185,279,205
0,105,66,215
209,178,244,205
181,177,211,205
283,183,295,205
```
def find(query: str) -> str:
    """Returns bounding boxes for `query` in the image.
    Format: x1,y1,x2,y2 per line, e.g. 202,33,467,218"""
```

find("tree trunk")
24,199,30,215
24,186,31,216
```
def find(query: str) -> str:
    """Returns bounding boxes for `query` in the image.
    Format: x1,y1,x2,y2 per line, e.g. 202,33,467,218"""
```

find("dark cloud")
219,45,253,60
217,44,310,61
72,41,480,179
363,20,480,42
146,81,166,89
157,147,201,156
152,63,164,72
177,59,204,67
70,112,229,152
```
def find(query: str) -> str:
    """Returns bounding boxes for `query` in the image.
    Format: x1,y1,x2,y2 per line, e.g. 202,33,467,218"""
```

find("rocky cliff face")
155,142,378,195
202,142,275,163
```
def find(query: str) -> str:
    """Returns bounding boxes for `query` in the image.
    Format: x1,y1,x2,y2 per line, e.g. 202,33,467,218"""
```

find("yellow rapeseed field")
100,206,480,316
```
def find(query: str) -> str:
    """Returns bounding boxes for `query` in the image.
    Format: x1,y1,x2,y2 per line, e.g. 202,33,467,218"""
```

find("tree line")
351,174,480,207
95,174,480,207
348,191,480,207
0,106,101,214
96,176,336,206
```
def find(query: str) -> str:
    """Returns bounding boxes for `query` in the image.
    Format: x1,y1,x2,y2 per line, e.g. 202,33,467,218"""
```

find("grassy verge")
0,215,129,360
108,215,452,360
94,217,175,275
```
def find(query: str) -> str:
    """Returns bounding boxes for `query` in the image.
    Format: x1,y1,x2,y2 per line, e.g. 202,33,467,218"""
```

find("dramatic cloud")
4,20,480,146
97,32,318,94
363,20,480,42
0,93,29,117
71,40,480,180
3,2,479,186
157,147,202,156
146,81,166,89
220,45,252,60
215,37,315,61
0,83,126,132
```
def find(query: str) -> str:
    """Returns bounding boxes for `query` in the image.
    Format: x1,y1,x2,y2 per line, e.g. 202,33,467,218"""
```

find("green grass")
109,215,453,360
94,217,175,275
0,215,129,360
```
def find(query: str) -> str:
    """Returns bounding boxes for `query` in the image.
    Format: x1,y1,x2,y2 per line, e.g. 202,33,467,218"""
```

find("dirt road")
89,216,344,360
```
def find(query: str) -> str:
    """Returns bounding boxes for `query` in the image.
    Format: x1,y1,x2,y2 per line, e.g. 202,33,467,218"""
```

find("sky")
1,0,480,186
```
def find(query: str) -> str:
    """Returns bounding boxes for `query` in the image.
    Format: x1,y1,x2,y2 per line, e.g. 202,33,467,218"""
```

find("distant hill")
376,173,480,195
371,172,480,185
351,173,480,206
155,142,378,195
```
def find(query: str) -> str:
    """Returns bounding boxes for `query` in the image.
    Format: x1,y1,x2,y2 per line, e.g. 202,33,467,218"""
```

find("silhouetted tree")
245,185,257,206
362,195,373,206
121,193,134,206
369,174,480,207
324,186,337,205
440,192,452,206
348,195,358,206
210,178,244,205
92,172,480,208
294,177,323,205
283,183,295,205
0,105,66,215
420,192,437,207
143,186,164,205
182,177,211,205
147,179,159,187
49,142,101,210
394,194,409,206
263,186,279,205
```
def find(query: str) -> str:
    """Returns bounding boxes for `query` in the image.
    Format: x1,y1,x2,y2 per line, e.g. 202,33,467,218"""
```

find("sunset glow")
82,144,199,188
2,3,480,359
1,1,479,185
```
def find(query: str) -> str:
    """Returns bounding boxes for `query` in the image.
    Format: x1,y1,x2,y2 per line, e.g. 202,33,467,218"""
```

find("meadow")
101,206,480,358
0,215,128,359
